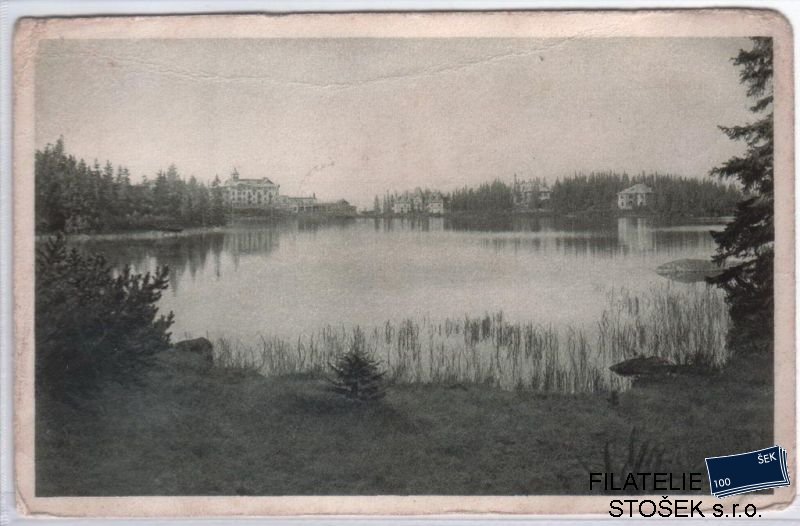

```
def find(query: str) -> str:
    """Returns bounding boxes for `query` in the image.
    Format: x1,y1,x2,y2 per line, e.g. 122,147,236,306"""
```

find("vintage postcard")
13,9,795,517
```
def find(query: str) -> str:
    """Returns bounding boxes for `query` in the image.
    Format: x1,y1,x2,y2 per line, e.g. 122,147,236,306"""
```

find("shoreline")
39,212,734,240
36,225,229,242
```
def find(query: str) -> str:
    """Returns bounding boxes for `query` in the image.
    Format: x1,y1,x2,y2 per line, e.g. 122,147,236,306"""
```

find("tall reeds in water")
598,285,729,368
213,283,729,394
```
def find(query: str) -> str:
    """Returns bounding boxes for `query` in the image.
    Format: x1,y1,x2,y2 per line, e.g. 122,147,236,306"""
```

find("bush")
36,234,174,400
581,427,671,494
328,329,386,402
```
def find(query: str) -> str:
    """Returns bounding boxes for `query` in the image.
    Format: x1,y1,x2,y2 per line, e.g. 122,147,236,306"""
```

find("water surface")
73,216,724,345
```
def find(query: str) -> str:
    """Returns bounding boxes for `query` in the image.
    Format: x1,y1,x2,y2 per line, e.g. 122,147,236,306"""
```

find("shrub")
582,427,670,494
328,329,386,402
36,234,174,400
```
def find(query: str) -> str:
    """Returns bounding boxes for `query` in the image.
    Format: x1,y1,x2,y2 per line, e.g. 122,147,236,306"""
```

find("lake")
73,215,725,346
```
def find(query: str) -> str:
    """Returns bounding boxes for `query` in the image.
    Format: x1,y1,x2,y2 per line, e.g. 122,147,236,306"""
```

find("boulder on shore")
656,258,725,283
173,337,214,365
609,355,676,377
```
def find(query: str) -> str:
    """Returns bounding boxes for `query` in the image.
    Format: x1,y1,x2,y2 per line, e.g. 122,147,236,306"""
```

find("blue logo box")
705,446,790,498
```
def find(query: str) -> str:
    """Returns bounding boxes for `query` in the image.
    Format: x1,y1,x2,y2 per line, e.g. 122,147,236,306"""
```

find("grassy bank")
36,284,764,496
37,347,771,496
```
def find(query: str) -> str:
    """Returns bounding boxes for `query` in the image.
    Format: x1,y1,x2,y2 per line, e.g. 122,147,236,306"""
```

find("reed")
212,283,729,394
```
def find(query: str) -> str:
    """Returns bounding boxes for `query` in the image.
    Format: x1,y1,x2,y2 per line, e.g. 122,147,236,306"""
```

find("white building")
392,200,411,214
538,184,552,201
275,195,317,213
223,170,280,208
513,176,551,208
617,183,654,210
427,196,444,215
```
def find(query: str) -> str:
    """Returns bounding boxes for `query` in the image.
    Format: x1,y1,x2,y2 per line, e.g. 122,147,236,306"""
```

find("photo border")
8,7,797,518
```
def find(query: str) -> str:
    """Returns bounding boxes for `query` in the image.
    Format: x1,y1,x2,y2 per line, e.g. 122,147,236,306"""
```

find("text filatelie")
590,472,704,493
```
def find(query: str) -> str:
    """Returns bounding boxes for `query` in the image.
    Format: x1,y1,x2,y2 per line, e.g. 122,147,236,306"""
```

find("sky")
35,37,754,208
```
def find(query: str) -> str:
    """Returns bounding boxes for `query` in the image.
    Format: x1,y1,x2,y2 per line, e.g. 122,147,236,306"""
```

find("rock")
153,348,208,371
174,337,214,365
609,356,675,377
656,258,725,283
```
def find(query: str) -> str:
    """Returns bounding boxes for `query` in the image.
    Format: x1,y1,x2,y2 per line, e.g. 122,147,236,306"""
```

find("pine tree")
708,37,774,351
35,138,67,231
210,175,227,225
36,234,174,400
329,329,386,402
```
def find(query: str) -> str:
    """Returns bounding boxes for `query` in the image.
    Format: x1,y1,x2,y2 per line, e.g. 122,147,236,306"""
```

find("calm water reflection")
73,216,724,343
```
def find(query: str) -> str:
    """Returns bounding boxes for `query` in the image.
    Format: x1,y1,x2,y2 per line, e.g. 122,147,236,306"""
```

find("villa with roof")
617,183,654,210
222,169,356,216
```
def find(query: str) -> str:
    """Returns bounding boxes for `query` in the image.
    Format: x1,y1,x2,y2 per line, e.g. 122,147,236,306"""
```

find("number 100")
713,478,731,489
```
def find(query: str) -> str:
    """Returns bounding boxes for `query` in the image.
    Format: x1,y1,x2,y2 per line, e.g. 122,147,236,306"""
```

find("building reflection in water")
223,228,279,271
66,215,722,294
616,217,656,253
470,215,717,259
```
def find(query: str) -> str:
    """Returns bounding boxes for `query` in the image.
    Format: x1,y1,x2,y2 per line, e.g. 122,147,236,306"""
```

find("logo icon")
705,446,790,498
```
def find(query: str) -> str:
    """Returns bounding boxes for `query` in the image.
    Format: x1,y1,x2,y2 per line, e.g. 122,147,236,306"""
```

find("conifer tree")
708,37,774,350
36,234,174,400
210,175,227,225
329,329,386,402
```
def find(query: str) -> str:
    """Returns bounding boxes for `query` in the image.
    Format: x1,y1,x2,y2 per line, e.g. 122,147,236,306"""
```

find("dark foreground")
37,350,772,496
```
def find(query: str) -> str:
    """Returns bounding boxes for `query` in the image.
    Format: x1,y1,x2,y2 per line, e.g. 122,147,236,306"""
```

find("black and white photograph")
11,10,795,517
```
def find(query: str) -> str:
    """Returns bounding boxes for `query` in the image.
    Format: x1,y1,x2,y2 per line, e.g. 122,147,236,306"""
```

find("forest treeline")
548,172,742,216
38,138,743,234
447,180,515,213
36,139,227,234
377,172,742,216
373,181,513,215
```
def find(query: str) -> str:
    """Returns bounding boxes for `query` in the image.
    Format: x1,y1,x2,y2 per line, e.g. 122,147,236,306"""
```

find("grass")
36,347,772,496
580,426,672,494
214,284,730,393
